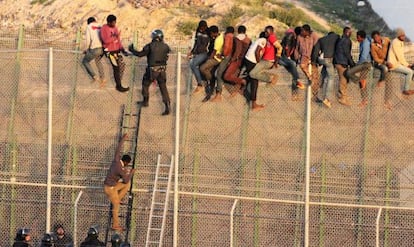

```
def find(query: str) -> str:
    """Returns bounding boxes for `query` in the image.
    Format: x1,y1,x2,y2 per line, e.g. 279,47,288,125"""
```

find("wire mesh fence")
1,26,414,246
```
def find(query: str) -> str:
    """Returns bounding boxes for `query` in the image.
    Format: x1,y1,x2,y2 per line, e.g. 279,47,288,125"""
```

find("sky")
369,0,414,39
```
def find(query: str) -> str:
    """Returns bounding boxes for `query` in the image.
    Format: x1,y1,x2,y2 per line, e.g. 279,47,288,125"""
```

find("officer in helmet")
80,226,105,247
13,228,32,247
129,29,172,115
111,233,123,247
40,233,56,247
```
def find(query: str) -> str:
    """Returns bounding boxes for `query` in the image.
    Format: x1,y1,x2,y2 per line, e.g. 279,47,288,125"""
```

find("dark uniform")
80,227,105,247
79,238,105,247
129,29,171,115
13,228,32,247
40,233,57,247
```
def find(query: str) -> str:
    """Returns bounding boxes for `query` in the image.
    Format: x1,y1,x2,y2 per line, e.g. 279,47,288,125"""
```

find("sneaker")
322,99,332,108
202,94,211,102
296,81,305,90
116,86,129,92
314,97,323,103
338,97,351,106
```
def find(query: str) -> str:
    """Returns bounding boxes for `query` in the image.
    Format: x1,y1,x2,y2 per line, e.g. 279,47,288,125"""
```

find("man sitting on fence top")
387,28,414,96
104,133,135,232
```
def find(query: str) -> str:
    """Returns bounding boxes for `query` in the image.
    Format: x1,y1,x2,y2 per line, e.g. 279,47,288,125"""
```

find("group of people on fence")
82,15,414,113
12,224,129,247
187,20,414,110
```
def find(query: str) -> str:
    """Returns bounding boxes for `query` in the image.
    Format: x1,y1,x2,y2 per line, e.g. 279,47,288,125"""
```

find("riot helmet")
41,233,56,246
87,226,99,238
151,29,164,41
15,228,30,241
111,233,123,246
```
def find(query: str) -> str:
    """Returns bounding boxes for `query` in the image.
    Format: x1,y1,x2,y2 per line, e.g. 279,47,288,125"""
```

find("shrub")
220,6,244,28
269,8,302,27
177,21,198,36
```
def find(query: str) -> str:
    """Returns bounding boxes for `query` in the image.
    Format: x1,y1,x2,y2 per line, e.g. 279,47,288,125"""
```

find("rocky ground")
0,0,328,45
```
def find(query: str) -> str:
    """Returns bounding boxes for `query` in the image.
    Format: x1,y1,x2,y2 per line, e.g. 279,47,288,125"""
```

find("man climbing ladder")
104,133,136,232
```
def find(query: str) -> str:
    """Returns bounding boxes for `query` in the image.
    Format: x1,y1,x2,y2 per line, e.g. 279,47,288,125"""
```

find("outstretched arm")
114,133,128,161
128,43,150,57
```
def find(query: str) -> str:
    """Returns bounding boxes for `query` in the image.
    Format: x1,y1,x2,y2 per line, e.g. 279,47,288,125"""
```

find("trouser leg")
336,64,348,99
82,50,97,78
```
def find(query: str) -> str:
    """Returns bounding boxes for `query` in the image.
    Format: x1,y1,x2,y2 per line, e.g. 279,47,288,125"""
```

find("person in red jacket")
100,14,129,92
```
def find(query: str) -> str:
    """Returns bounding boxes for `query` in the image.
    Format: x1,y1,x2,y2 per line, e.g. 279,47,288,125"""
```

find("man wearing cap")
387,28,414,95
104,134,136,231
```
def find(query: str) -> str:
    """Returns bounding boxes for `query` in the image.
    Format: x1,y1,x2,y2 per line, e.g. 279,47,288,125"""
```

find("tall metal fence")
1,26,414,246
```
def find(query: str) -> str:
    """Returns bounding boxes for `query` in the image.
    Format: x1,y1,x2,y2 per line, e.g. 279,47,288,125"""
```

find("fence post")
230,199,239,247
7,24,25,247
73,191,84,247
304,83,312,247
173,52,182,247
46,47,54,233
376,207,383,247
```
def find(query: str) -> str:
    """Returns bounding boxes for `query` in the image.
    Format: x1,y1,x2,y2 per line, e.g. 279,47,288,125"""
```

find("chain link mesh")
1,27,414,246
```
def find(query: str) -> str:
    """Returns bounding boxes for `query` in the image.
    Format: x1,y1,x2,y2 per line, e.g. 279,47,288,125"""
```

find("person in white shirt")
82,17,105,87
243,31,267,111
387,28,414,95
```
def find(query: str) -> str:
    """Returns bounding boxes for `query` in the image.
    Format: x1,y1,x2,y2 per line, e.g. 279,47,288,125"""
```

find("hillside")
0,0,395,44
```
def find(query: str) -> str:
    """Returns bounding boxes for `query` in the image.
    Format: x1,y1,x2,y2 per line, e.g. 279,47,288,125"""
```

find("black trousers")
244,59,259,101
142,67,170,103
107,52,126,88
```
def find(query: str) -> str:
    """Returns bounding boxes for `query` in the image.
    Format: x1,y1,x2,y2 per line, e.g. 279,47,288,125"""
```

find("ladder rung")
149,228,162,231
152,215,163,218
148,241,161,244
159,164,170,167
123,113,138,116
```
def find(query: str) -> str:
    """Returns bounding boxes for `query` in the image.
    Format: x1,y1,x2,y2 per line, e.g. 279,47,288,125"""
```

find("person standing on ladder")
104,133,136,232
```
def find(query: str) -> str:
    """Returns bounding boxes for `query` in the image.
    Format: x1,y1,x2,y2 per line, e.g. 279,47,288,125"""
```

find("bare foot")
270,75,278,85
358,100,368,107
252,103,265,111
384,101,392,110
377,81,385,87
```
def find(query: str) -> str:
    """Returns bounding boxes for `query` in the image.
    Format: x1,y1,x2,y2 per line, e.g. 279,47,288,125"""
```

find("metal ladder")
104,103,143,246
145,154,174,247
